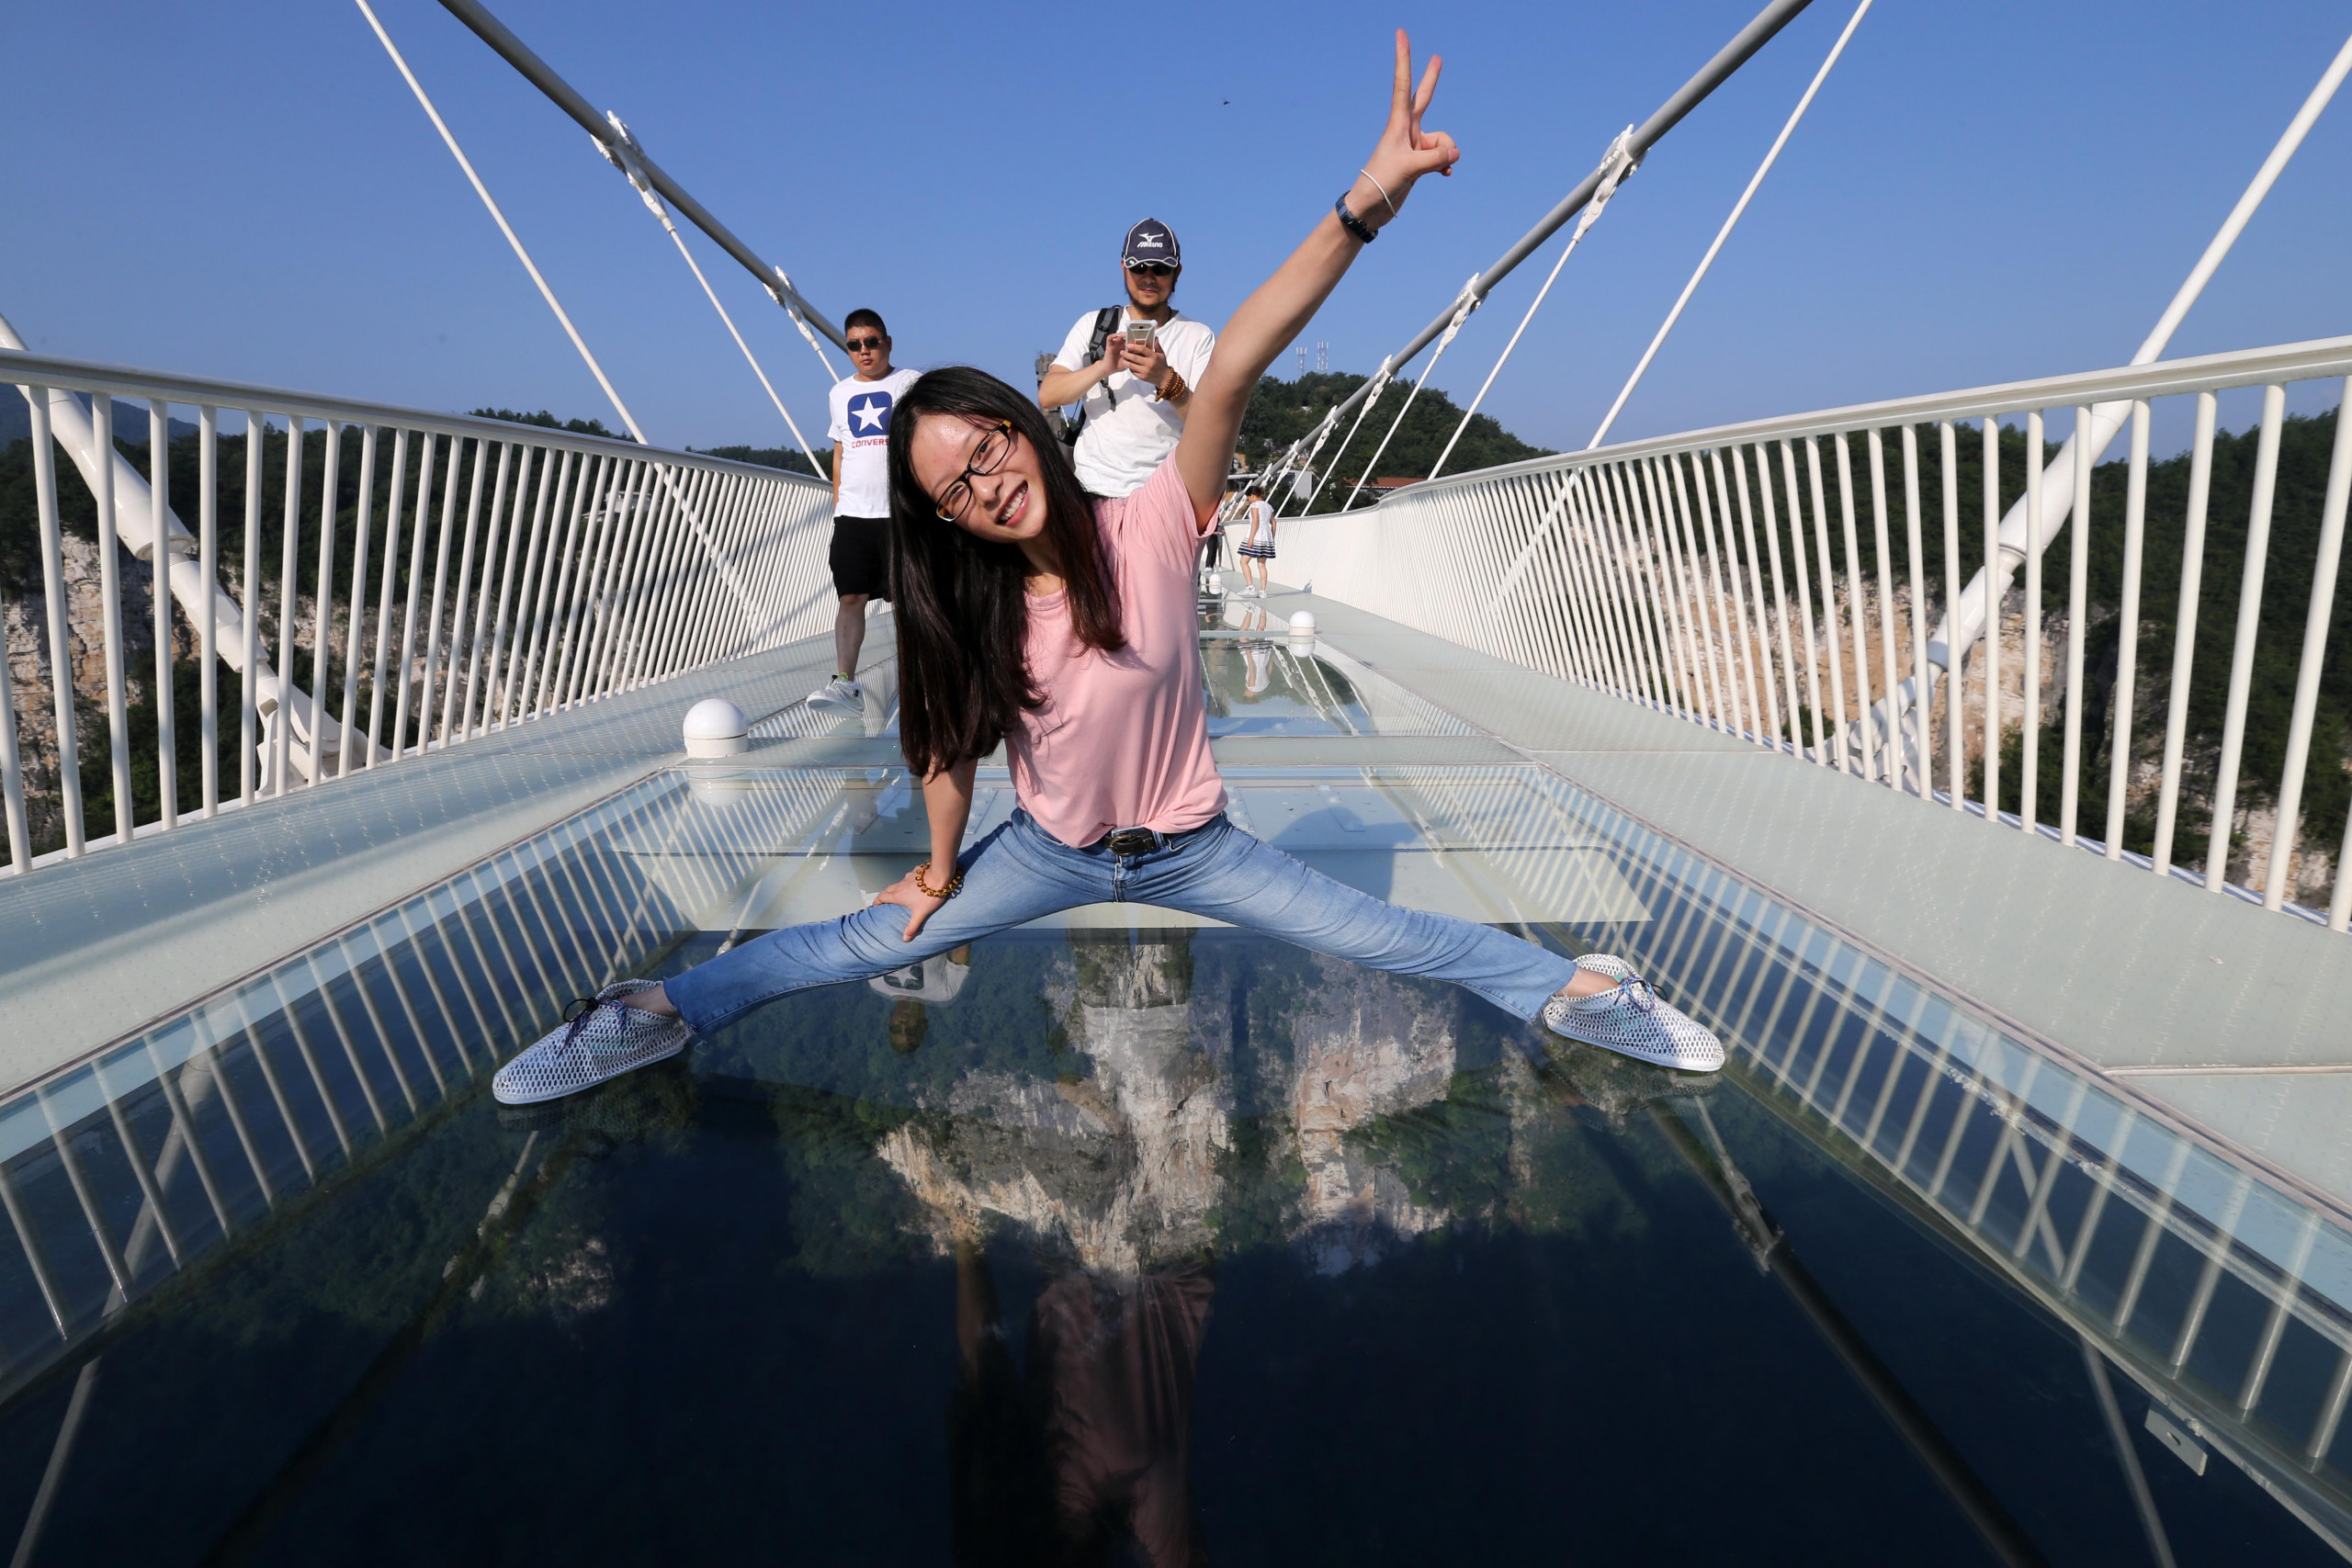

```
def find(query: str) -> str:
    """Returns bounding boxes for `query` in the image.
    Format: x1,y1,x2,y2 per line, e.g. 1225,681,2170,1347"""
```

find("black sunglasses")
1124,262,1178,278
845,335,887,352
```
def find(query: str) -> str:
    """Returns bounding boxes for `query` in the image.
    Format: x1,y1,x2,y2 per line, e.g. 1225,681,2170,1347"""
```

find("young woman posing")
493,34,1722,1108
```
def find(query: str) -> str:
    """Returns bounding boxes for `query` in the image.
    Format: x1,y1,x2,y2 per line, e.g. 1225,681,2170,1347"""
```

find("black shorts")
829,515,891,600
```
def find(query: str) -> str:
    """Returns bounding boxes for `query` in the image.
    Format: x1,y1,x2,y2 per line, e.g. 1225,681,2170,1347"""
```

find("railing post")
28,389,88,856
91,395,132,843
306,421,342,786
150,400,179,829
2265,378,2352,911
1804,437,1850,773
200,404,223,822
2106,404,2151,858
2205,385,2287,892
1939,422,1963,808
1981,417,2002,822
1832,433,1875,780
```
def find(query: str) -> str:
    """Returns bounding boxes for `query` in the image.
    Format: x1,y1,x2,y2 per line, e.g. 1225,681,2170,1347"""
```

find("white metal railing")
1254,333,2352,930
2,350,834,876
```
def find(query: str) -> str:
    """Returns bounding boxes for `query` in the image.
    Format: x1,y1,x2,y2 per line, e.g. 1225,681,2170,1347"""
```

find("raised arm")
1175,30,1460,518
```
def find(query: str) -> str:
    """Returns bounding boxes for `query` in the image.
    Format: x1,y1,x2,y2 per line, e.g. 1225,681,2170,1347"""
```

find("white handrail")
1263,333,2352,928
3,351,831,876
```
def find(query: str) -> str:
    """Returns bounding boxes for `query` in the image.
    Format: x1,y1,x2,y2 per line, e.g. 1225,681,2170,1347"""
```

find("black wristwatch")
1333,194,1378,244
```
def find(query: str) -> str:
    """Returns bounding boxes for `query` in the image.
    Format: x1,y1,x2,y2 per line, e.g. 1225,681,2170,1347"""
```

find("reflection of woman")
1241,638,1272,700
492,33,1722,1110
952,1244,1214,1568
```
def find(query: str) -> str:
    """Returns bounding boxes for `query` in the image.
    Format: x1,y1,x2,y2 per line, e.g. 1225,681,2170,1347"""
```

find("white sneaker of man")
808,675,863,712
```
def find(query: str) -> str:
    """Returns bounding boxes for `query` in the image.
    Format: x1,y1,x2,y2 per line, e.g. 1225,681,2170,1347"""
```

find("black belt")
1096,816,1221,857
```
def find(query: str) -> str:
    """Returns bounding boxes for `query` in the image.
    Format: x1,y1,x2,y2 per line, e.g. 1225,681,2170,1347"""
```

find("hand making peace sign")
1352,30,1462,231
1170,28,1465,517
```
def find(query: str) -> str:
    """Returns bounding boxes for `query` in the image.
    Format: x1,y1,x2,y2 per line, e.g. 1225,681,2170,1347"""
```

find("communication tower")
1314,342,1329,374
1295,344,1306,377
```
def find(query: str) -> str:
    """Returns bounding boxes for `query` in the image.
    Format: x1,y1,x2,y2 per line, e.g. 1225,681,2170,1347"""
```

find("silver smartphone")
1124,321,1158,350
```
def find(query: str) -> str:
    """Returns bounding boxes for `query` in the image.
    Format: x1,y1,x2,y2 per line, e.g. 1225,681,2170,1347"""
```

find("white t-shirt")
1245,499,1273,545
827,366,921,519
1050,309,1216,498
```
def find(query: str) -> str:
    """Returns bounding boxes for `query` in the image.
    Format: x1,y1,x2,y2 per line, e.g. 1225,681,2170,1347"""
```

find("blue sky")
7,2,2349,457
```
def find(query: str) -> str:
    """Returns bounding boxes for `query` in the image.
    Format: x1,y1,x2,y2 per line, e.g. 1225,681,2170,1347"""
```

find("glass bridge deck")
0,608,2346,1564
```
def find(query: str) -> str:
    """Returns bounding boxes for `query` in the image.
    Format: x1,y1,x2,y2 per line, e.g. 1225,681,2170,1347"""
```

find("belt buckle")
1104,827,1157,856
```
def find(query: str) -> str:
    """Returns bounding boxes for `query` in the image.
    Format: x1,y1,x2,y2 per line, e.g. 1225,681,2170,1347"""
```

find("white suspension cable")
1277,412,1341,513
356,0,642,444
598,114,829,475
1589,0,1872,449
1342,276,1481,510
1285,359,1393,518
1428,129,1639,480
771,268,842,384
357,0,761,638
1870,22,2352,774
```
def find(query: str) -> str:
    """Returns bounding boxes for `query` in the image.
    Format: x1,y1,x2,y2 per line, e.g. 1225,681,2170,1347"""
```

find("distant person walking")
1236,484,1275,597
1036,220,1216,499
811,309,919,711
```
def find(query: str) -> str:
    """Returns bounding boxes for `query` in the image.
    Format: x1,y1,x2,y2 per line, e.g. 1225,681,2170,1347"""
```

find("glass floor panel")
1198,603,1472,736
746,607,1471,741
652,766,1645,933
1,764,2348,1562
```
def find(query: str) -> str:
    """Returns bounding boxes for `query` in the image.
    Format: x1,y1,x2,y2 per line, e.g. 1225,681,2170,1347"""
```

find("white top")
827,366,921,519
1245,499,1273,545
1050,308,1216,498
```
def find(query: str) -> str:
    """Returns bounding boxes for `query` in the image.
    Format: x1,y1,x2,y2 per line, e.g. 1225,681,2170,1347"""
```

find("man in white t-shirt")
810,309,921,711
1036,218,1216,498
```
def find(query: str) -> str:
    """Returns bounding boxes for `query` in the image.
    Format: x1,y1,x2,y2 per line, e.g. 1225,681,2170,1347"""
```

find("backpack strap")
1084,305,1122,367
1069,306,1125,443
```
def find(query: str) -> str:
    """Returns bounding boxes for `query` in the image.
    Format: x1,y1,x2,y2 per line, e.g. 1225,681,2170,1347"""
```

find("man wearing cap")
1037,218,1217,498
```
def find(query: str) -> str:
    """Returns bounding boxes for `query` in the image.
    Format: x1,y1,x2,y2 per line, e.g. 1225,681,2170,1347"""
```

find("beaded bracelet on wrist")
911,860,965,900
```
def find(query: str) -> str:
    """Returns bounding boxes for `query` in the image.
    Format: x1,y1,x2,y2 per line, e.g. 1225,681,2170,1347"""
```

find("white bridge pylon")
1854,29,2352,781
0,310,382,794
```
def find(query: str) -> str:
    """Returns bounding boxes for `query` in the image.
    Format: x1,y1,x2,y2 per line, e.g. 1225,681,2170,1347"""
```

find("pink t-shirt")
1012,454,1225,848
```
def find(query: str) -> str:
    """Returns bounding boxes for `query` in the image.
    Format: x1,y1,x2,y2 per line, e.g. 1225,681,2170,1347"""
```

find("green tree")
1235,370,1552,511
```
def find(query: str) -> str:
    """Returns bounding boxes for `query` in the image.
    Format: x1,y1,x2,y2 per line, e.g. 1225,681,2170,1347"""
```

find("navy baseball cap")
1122,219,1181,269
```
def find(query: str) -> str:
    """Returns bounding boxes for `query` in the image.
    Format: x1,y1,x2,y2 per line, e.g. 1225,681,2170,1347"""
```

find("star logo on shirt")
847,389,893,438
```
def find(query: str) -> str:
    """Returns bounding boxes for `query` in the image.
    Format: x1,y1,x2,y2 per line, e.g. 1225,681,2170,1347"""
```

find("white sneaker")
1542,963,1724,1073
493,980,691,1105
808,676,862,712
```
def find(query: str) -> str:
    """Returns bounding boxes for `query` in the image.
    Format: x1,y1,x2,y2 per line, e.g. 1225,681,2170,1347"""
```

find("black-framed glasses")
846,335,887,352
1124,261,1178,278
934,421,1015,524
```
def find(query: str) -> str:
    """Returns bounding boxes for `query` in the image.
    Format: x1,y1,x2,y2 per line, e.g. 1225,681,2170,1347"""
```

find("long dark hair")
886,367,1125,775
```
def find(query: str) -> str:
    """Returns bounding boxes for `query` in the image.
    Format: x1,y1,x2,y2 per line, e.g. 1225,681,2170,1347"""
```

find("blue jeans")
664,808,1577,1032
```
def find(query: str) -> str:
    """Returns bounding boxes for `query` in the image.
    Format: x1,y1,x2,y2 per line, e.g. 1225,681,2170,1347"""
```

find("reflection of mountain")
880,932,1229,1277
1286,968,1456,1273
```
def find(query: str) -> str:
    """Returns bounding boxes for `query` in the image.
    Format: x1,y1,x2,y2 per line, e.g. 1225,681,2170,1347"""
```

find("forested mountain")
695,442,821,479
1235,371,1550,508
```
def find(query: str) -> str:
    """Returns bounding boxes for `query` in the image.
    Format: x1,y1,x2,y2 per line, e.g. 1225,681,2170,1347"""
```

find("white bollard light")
1288,610,1317,636
683,697,749,758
